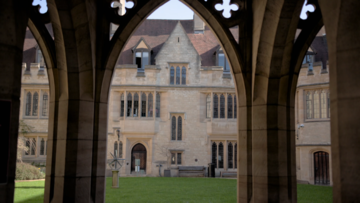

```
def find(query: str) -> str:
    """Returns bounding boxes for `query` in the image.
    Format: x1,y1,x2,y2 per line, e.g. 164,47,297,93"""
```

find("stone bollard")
112,170,119,188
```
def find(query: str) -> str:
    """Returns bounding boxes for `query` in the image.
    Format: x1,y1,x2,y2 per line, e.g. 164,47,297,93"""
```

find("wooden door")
314,151,330,185
131,144,147,172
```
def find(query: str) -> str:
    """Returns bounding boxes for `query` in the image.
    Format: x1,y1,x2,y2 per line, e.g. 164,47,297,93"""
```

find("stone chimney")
193,14,205,34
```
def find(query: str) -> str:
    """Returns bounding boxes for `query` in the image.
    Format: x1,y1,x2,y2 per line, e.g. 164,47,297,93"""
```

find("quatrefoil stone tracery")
214,0,239,18
300,0,315,20
112,0,134,16
32,0,48,14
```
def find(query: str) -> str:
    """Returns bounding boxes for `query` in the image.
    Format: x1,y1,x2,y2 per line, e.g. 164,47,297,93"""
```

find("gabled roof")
132,37,151,51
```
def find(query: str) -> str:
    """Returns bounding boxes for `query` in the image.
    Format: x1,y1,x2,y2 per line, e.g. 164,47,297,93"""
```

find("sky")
33,0,313,20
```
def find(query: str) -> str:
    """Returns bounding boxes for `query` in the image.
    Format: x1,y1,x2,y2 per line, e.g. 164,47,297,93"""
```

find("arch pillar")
318,0,360,201
0,1,30,203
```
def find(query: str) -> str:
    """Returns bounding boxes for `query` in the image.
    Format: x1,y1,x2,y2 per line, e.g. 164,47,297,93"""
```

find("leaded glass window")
148,93,153,117
171,116,176,140
171,153,175,164
170,66,174,85
234,143,237,169
114,141,118,157
25,92,32,116
31,138,36,155
321,90,327,118
176,66,180,85
156,93,160,117
40,138,45,155
220,94,225,118
141,93,146,117
120,94,125,117
306,92,313,119
177,153,182,165
119,141,123,158
314,91,320,118
25,138,30,155
228,142,233,168
127,93,132,117
181,66,186,85
32,92,38,116
218,142,223,168
213,94,218,118
328,93,330,118
234,95,237,118
212,142,217,168
177,116,182,140
206,95,211,118
133,93,139,117
228,94,233,119
42,93,48,116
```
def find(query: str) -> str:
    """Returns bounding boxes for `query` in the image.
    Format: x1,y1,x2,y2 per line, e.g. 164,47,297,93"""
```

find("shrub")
16,162,45,180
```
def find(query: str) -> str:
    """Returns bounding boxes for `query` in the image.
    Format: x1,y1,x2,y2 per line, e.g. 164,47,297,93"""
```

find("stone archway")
131,143,147,173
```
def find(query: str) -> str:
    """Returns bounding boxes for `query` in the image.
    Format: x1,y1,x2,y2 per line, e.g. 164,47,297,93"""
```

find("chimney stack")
193,14,205,34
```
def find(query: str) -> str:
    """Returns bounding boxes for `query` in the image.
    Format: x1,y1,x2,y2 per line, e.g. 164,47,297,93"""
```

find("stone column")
318,0,360,201
0,1,29,203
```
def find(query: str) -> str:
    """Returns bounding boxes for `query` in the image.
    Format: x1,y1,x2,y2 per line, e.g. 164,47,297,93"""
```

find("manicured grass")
297,184,333,203
14,178,333,203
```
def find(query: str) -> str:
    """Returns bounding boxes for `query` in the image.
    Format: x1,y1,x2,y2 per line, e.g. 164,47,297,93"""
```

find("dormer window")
133,38,151,72
216,47,230,72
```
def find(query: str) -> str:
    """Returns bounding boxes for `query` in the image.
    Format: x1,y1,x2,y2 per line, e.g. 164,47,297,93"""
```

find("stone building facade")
19,16,331,181
20,17,239,177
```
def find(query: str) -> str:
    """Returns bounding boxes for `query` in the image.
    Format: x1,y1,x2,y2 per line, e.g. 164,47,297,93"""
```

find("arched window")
218,142,224,168
156,93,160,117
220,94,225,118
177,116,182,140
170,66,174,85
133,93,139,117
212,142,217,168
206,95,211,118
234,143,237,169
228,94,233,119
40,138,45,155
141,93,146,117
321,90,327,118
25,92,32,116
176,66,180,85
213,94,218,118
32,92,38,116
127,93,132,117
306,92,313,119
148,93,153,117
120,94,125,117
234,95,237,118
181,66,186,85
119,141,123,158
228,142,233,168
42,92,48,116
314,91,320,118
171,116,176,140
114,141,118,157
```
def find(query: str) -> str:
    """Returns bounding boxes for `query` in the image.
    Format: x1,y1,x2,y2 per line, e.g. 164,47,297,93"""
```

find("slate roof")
22,20,327,68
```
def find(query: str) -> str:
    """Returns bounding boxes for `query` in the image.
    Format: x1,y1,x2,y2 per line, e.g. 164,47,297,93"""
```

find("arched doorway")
314,151,330,185
131,143,147,173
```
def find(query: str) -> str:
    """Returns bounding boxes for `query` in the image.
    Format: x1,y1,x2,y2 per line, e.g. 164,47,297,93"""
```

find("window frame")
169,63,188,85
216,48,230,72
170,114,184,141
170,150,183,166
304,89,330,122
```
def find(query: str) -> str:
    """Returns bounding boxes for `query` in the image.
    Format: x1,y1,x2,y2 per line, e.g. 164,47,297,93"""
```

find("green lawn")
14,177,332,203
